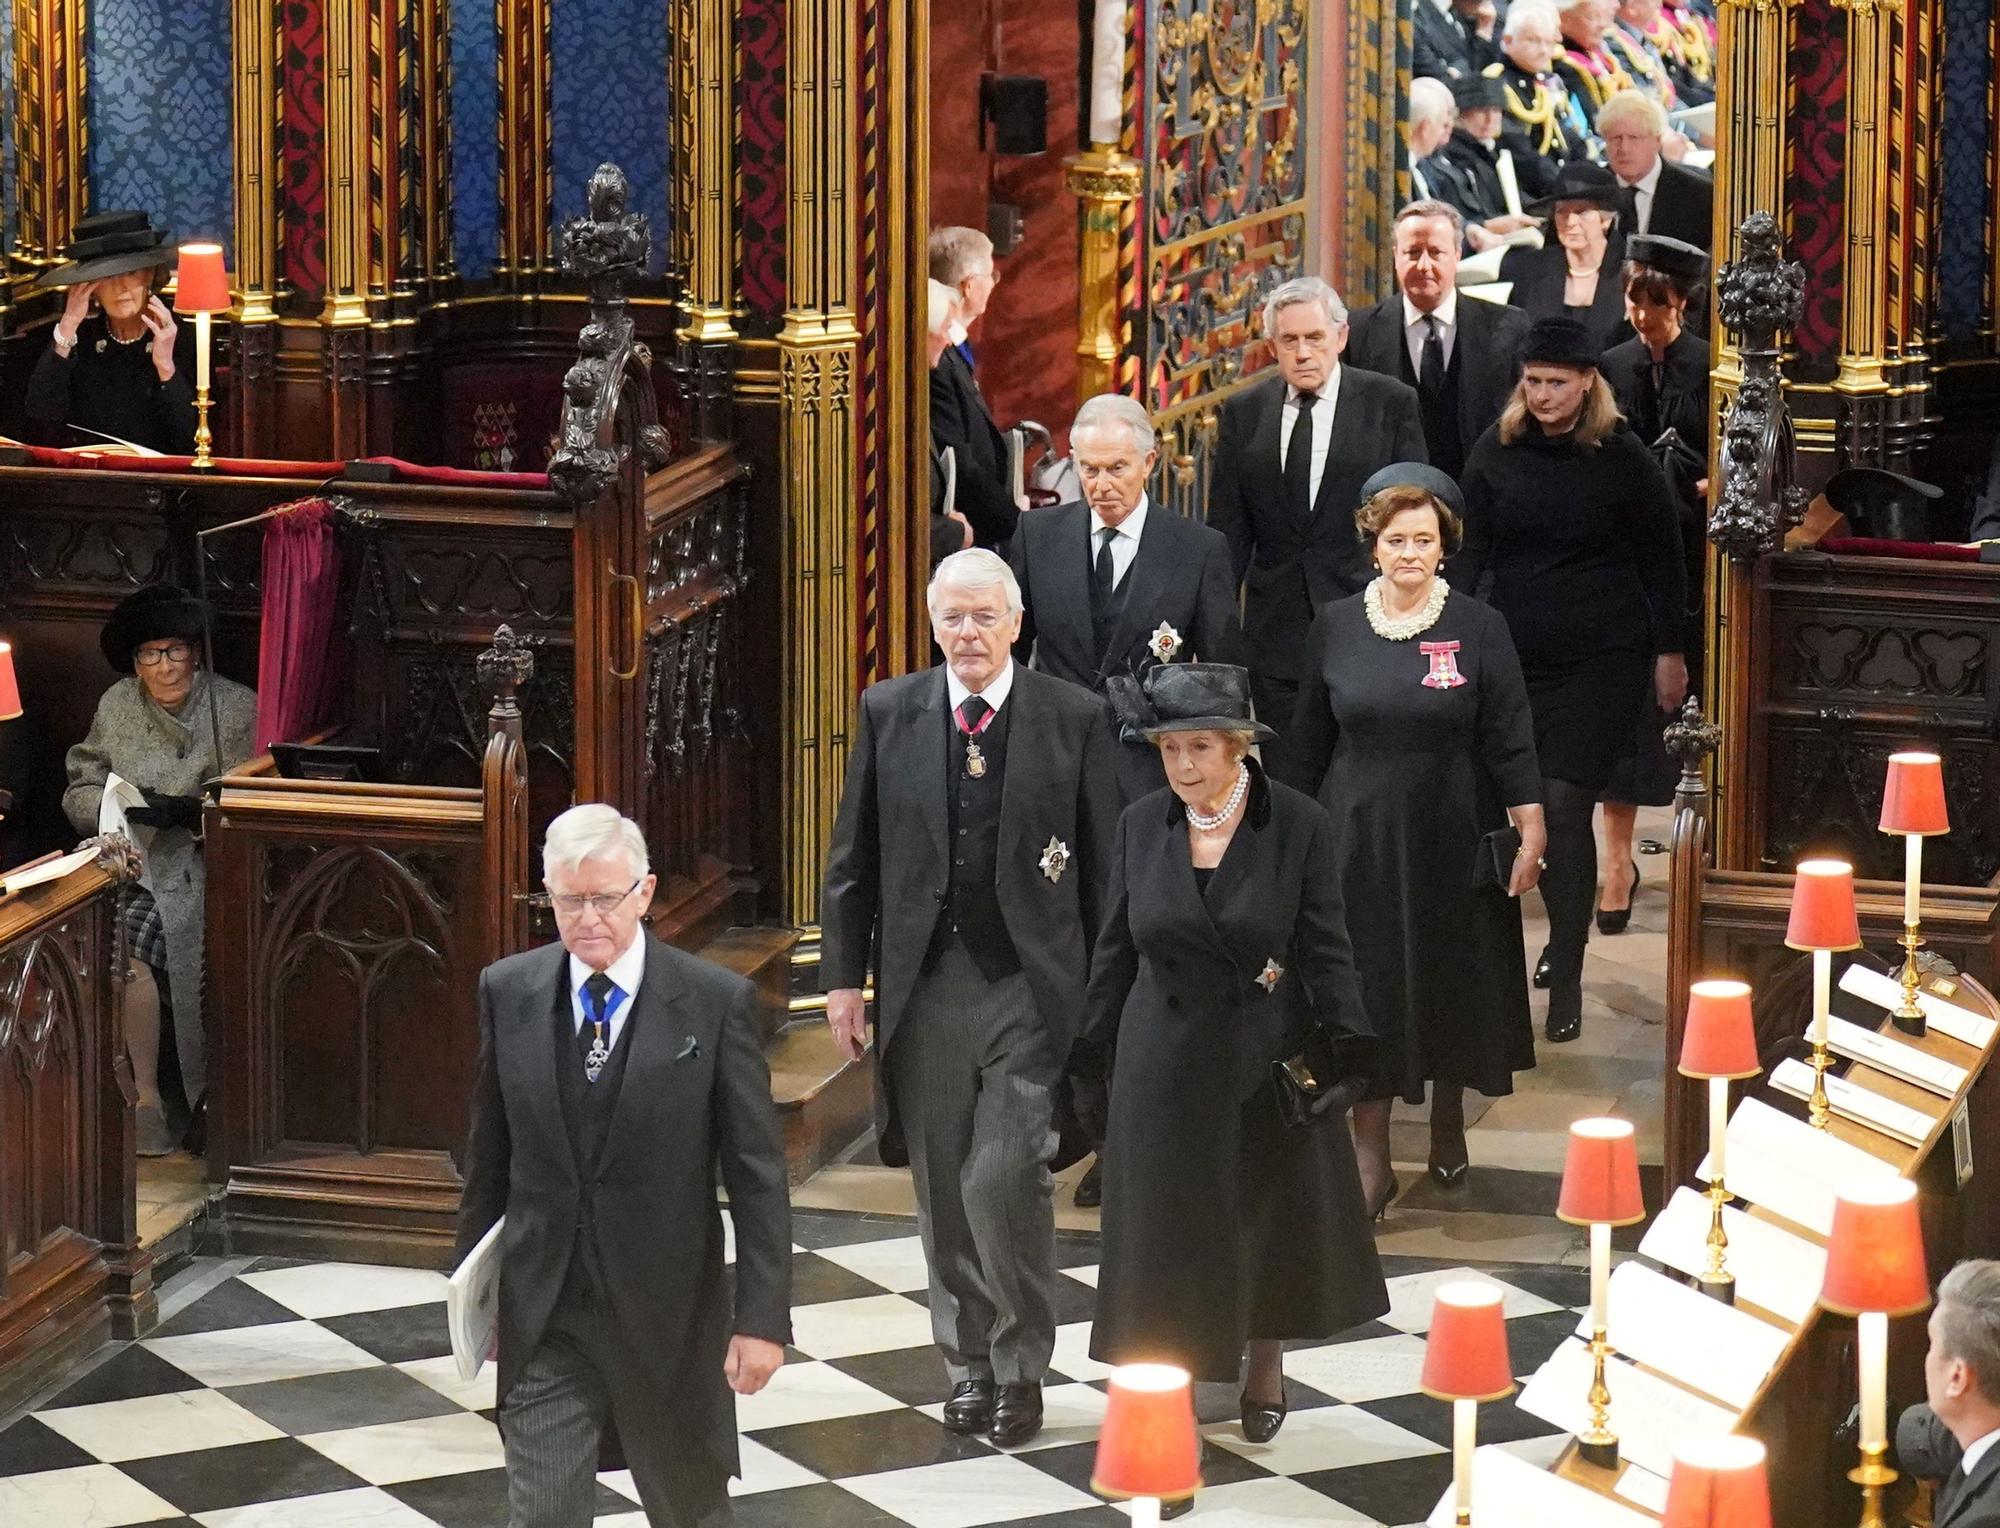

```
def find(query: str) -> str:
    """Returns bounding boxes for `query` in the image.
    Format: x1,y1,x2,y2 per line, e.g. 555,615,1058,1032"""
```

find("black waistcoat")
552,978,639,1297
932,694,1021,983
1400,329,1467,478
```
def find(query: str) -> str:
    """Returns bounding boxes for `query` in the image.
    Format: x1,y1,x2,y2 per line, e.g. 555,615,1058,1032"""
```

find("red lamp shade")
0,642,19,722
1662,1435,1773,1528
1557,1117,1645,1227
1821,1178,1930,1317
1091,1364,1200,1503
1679,979,1761,1081
1880,751,1949,837
1784,859,1862,952
173,243,231,313
1421,1282,1515,1402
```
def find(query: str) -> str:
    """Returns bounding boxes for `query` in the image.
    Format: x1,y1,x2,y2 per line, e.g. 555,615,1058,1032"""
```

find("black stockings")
1540,777,1599,996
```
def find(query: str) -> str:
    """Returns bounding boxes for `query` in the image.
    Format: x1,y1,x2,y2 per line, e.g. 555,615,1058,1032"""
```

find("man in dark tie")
1897,1261,2000,1527
928,226,1019,549
821,548,1120,1449
1009,391,1239,806
456,805,791,1528
1344,200,1532,479
1599,88,1713,248
1207,276,1428,726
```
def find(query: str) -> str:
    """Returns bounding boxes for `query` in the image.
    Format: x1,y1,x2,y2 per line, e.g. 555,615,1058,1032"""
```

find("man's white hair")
1408,76,1456,133
544,803,650,879
1071,393,1157,455
928,226,995,286
928,548,1023,617
1263,275,1348,337
1596,88,1666,138
1504,0,1561,38
927,278,961,338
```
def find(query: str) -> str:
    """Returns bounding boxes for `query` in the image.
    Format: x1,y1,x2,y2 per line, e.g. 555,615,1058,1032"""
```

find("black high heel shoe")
1240,1387,1289,1443
1595,863,1642,935
1368,1174,1401,1222
1545,983,1583,1044
1532,946,1552,989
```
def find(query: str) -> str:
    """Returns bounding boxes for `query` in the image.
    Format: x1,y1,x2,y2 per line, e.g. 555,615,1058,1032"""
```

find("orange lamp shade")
1880,751,1949,837
1821,1179,1930,1317
1784,859,1862,952
1091,1364,1200,1503
173,243,231,313
1421,1282,1515,1402
1557,1117,1645,1227
0,642,19,722
1662,1435,1773,1528
1679,979,1761,1080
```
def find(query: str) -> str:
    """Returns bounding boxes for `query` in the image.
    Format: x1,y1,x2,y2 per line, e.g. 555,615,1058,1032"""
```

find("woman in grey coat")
64,585,257,1154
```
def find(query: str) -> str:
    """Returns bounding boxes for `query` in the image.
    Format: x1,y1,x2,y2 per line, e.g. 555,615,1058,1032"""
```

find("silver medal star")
1039,837,1070,884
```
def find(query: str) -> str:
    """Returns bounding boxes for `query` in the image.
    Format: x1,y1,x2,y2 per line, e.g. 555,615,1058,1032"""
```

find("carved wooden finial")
478,625,536,741
1709,212,1809,563
1663,694,1723,803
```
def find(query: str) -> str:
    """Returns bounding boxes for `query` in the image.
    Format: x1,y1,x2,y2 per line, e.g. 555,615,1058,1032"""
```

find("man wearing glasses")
821,547,1121,1448
456,804,792,1528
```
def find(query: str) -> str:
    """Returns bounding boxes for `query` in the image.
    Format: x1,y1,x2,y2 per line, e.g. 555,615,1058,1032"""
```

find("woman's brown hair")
1353,484,1464,554
1621,261,1695,308
1496,369,1623,448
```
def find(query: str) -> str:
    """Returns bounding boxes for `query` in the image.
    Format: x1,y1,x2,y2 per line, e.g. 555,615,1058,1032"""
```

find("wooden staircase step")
699,925,801,1044
766,1020,874,1186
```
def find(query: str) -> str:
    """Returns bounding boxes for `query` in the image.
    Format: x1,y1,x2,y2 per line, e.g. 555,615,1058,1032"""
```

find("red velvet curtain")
255,498,348,751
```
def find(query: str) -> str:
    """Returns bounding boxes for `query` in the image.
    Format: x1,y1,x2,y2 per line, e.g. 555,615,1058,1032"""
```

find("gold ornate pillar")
495,0,553,286
1064,147,1142,402
407,0,456,298
228,0,281,452
777,0,862,925
672,0,737,436
10,0,88,268
1830,0,1895,405
320,0,374,328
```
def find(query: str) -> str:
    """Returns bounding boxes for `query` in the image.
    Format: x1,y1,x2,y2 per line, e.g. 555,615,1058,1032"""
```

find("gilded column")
229,0,281,451
1064,150,1142,402
777,0,861,925
320,0,375,327
494,0,552,285
672,0,736,437
11,0,88,268
407,0,455,298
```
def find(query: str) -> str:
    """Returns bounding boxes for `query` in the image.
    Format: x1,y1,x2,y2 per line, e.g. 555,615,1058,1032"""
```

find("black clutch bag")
1473,826,1522,890
1271,1028,1374,1128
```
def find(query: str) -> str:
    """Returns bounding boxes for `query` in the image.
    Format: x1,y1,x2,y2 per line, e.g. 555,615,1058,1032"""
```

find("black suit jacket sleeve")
1272,613,1339,796
454,968,510,1264
819,693,881,993
1192,528,1243,664
1080,810,1136,1055
1077,703,1124,952
1008,524,1039,662
1206,397,1254,585
713,979,794,1344
930,366,1020,548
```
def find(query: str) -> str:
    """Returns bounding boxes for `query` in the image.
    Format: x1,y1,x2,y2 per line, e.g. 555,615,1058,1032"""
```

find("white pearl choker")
1364,575,1449,640
1185,763,1250,832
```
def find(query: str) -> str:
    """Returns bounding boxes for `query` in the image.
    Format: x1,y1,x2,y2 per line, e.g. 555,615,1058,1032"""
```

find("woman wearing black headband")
1455,317,1687,1042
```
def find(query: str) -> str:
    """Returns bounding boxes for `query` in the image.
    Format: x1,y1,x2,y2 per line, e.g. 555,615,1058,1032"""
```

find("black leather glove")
129,787,203,832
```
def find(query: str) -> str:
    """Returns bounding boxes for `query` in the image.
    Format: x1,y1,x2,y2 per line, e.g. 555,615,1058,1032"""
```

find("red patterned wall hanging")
737,0,786,328
281,0,329,299
1784,0,1846,370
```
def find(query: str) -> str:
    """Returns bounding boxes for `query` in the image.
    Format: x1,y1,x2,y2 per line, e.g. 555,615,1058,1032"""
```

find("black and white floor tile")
0,1212,1588,1527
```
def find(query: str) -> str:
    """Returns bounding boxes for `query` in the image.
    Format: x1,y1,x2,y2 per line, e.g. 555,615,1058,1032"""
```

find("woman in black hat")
1593,233,1711,935
1499,162,1631,351
26,211,197,454
63,586,258,1154
1275,466,1546,1208
1079,663,1386,1452
1456,317,1686,1042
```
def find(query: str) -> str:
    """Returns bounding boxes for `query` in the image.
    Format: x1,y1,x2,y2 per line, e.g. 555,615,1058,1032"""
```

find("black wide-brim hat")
1825,466,1943,541
100,584,210,673
1522,316,1602,368
1626,233,1709,283
1360,461,1467,518
39,210,176,290
1106,662,1277,743
1525,162,1625,217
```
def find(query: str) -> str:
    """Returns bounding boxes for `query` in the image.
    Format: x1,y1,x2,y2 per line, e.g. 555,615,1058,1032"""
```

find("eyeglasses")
134,643,193,667
539,878,643,917
934,609,1006,631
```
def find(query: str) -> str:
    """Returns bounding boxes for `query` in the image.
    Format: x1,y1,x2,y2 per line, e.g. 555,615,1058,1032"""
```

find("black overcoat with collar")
455,934,792,1523
819,662,1123,1164
1009,498,1241,804
1205,368,1428,685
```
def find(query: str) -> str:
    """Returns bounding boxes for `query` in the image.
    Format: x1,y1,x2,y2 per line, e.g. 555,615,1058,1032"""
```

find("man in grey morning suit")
456,805,791,1528
821,548,1121,1448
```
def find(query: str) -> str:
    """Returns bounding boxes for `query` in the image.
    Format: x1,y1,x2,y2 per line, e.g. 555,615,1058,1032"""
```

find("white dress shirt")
1090,494,1151,589
1962,1426,2000,1479
1403,291,1459,378
569,926,648,1054
1278,365,1342,512
1619,157,1663,234
947,659,1015,716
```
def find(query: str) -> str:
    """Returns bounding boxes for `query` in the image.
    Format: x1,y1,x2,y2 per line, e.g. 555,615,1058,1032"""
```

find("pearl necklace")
1185,763,1249,832
1364,575,1450,640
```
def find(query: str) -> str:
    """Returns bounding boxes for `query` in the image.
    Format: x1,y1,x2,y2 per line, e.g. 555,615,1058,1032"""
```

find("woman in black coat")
1080,663,1387,1450
1499,162,1631,353
1456,318,1687,1043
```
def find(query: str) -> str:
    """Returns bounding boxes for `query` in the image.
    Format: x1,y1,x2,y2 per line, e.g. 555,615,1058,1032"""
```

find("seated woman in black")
27,211,196,454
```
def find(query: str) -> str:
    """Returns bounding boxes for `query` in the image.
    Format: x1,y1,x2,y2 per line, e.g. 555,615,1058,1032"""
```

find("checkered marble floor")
0,1211,1590,1527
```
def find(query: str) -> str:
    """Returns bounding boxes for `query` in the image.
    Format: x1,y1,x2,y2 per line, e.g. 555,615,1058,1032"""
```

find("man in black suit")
1207,276,1428,726
457,804,791,1528
1897,1260,2000,1527
1413,0,1498,79
1599,89,1713,249
1345,200,1532,479
1010,392,1239,806
929,227,1019,549
822,548,1120,1449
1406,77,1464,207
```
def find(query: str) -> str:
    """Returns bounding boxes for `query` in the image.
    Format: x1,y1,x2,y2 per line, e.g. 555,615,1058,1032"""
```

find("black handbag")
1473,825,1523,890
1271,1027,1374,1127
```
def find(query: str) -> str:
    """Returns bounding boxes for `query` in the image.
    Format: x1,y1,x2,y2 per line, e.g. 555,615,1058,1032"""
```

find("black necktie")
1285,391,1317,517
1621,183,1643,232
959,695,990,731
1094,527,1118,593
1419,315,1445,395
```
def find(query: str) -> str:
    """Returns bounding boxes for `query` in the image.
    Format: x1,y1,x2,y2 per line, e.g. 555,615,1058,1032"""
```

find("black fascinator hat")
1105,662,1276,746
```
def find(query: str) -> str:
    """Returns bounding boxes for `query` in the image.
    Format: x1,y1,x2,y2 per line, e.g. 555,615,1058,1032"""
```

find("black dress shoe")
989,1383,1044,1447
1532,946,1552,989
1545,985,1583,1044
1240,1388,1288,1443
1074,1155,1103,1208
1161,1496,1195,1520
941,1378,995,1434
1596,863,1641,935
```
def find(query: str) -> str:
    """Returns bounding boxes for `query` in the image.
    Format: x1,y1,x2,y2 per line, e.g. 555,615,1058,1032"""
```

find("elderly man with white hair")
1486,0,1592,173
1405,76,1465,206
821,547,1121,1448
1207,275,1427,727
929,226,1019,549
456,804,792,1528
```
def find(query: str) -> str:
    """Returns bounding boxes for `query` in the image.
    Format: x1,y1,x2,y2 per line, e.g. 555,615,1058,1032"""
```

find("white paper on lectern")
1840,963,1998,1051
1825,1015,1969,1097
1424,1443,1656,1528
1569,1262,1789,1410
1770,1057,1936,1147
1612,1463,1671,1515
1696,1097,1897,1235
449,1215,504,1382
1638,1186,1828,1325
1517,1338,1739,1478
98,771,148,838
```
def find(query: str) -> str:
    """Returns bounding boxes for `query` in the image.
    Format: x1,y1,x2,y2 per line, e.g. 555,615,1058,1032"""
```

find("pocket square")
675,1036,701,1061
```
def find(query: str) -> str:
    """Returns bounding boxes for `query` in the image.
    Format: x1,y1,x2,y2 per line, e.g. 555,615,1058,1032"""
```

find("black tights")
1541,777,1599,992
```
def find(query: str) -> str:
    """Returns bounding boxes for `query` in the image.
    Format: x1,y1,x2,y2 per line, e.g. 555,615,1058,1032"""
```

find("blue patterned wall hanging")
550,0,669,274
450,0,500,278
1939,0,1992,344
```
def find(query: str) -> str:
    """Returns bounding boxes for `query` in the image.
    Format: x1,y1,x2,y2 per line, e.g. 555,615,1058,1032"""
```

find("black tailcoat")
455,936,792,1524
1345,294,1532,479
820,664,1122,1163
929,348,1019,549
1009,500,1242,803
1205,369,1428,685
